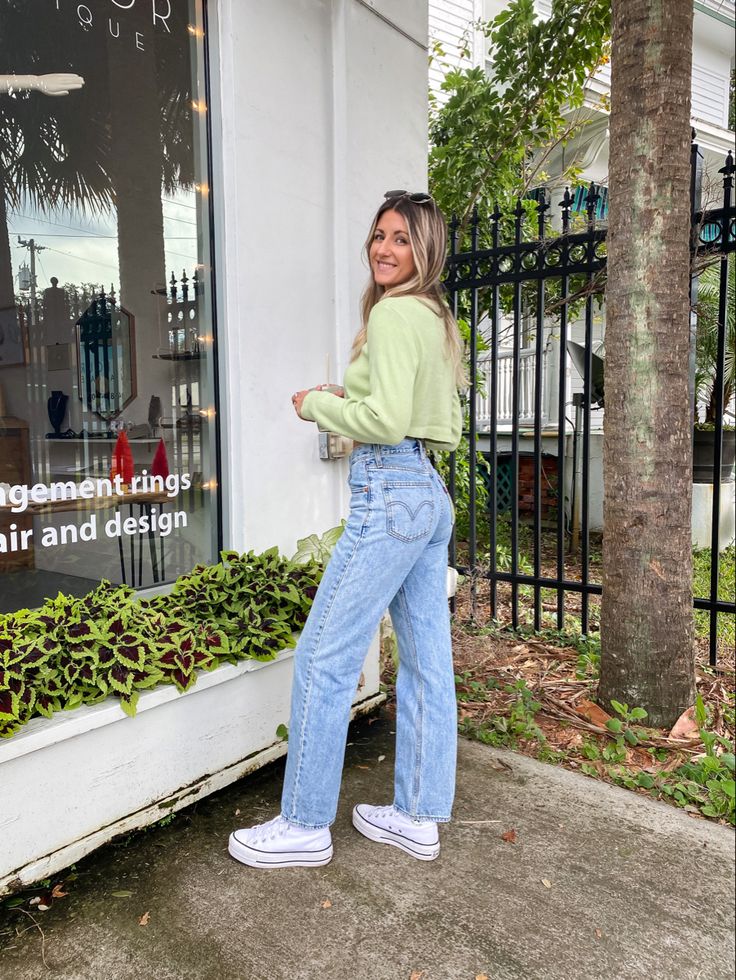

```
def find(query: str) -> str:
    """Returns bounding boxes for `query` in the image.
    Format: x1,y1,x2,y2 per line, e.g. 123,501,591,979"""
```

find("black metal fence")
445,143,735,665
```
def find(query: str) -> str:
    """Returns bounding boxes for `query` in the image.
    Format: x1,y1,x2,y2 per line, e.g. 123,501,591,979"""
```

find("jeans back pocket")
382,480,435,542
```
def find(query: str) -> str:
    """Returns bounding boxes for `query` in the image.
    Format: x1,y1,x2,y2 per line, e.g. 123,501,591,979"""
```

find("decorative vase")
151,438,170,480
148,395,162,437
110,431,135,486
47,390,68,436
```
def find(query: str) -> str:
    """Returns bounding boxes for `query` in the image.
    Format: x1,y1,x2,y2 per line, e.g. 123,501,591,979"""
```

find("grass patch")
693,545,735,650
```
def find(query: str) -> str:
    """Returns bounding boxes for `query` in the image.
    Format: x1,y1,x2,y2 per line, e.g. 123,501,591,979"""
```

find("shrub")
0,548,322,739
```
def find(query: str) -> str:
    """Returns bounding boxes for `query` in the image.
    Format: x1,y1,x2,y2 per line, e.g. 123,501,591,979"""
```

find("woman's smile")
370,209,417,287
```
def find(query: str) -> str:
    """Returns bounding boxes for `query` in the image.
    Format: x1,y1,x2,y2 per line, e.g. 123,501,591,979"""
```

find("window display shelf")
153,352,202,361
45,438,161,445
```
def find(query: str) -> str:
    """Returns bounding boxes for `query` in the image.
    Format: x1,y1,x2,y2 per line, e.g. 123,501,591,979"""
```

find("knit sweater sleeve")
300,301,420,444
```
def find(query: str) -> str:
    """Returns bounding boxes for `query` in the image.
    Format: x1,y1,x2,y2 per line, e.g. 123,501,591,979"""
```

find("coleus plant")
0,547,323,739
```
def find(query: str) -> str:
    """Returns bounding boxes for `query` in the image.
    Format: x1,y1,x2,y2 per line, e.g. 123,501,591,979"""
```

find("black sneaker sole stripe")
358,813,439,849
230,834,332,857
256,855,333,865
377,835,439,858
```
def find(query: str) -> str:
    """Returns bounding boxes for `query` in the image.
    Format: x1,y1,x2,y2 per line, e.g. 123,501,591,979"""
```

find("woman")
228,190,464,868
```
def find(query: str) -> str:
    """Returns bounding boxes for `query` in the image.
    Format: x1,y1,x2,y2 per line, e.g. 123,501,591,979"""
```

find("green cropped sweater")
301,295,463,452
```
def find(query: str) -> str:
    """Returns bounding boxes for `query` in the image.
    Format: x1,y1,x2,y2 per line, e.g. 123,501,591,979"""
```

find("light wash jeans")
281,438,457,829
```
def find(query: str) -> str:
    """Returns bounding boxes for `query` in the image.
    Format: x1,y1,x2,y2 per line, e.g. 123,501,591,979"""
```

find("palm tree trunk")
0,183,14,311
599,0,696,728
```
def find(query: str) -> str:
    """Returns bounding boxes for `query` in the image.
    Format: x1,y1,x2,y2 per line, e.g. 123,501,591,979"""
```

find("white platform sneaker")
228,815,333,869
352,804,440,861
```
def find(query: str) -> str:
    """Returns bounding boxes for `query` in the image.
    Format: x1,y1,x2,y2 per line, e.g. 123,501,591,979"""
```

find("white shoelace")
368,805,395,818
247,815,289,844
368,805,427,826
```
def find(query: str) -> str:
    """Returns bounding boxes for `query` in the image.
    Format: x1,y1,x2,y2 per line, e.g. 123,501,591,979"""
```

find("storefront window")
0,0,219,612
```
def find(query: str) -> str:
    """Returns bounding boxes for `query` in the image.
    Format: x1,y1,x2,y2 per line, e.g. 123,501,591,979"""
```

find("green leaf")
605,718,623,734
276,723,288,741
119,691,140,718
695,693,707,728
629,707,648,721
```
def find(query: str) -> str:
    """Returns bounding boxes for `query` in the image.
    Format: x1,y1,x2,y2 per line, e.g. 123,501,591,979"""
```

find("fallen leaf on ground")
575,698,613,728
501,829,517,844
594,928,602,940
320,899,332,909
37,903,50,912
409,972,424,980
111,890,133,898
51,883,68,899
541,879,552,889
29,897,41,906
668,706,699,741
556,729,583,749
377,755,386,763
139,911,150,927
355,765,370,770
235,809,241,816
476,974,490,980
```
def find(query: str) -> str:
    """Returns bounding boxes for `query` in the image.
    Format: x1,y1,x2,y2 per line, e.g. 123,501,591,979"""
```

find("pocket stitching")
382,484,435,542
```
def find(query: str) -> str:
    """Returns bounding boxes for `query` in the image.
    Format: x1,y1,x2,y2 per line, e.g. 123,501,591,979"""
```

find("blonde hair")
350,195,467,388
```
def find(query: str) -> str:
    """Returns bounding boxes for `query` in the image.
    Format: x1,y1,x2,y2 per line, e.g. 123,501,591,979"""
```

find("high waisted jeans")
281,438,457,829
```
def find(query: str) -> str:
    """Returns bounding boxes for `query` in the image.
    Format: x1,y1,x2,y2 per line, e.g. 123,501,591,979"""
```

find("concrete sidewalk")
0,707,733,980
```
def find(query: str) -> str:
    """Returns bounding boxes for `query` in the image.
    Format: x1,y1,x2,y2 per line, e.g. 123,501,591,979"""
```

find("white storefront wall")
214,0,429,555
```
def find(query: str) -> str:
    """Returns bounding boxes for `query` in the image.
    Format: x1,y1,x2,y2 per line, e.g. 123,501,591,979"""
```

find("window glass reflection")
0,0,218,612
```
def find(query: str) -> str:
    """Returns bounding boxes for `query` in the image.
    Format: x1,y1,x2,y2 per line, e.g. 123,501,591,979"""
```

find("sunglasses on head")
383,189,433,205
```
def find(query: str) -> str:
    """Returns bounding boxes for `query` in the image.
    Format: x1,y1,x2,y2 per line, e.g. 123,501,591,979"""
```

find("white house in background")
428,0,485,101
429,0,735,533
0,0,429,896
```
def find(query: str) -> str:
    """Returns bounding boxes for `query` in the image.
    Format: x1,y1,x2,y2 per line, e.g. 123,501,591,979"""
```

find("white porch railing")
477,348,550,430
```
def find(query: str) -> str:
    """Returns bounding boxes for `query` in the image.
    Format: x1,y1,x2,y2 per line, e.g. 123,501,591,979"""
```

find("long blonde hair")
350,194,467,388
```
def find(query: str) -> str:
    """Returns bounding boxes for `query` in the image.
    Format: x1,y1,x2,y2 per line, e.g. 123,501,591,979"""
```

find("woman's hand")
291,389,311,419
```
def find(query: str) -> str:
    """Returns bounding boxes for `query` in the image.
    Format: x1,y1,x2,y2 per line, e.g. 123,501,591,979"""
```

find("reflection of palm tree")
0,1,195,330
0,4,115,310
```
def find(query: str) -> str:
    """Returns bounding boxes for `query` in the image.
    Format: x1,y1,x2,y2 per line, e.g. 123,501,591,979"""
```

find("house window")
571,184,609,221
0,1,219,613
